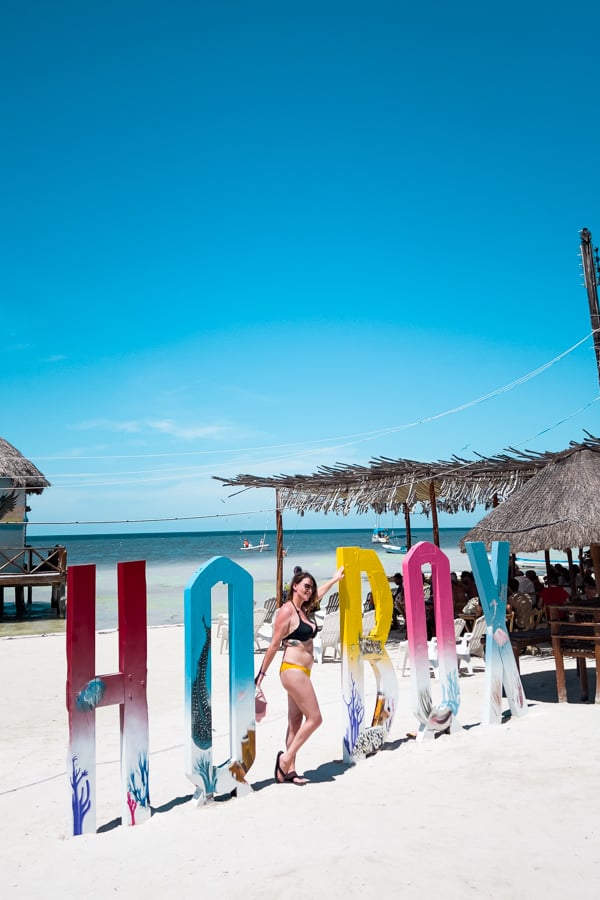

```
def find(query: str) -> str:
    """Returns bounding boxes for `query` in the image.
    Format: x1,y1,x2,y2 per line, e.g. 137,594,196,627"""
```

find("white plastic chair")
397,640,410,675
313,612,340,663
456,615,487,675
220,606,269,654
400,618,467,677
362,609,376,636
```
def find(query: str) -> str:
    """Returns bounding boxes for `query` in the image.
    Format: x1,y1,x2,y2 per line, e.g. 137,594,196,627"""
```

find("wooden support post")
590,544,600,589
429,480,440,547
544,549,552,582
15,585,25,617
403,502,412,549
565,548,576,596
275,490,283,607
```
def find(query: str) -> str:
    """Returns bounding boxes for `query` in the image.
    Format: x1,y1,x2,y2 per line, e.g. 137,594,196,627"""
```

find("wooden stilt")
15,585,25,617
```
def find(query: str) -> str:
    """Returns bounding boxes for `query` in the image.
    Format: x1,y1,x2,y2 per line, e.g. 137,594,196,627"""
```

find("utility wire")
30,330,595,469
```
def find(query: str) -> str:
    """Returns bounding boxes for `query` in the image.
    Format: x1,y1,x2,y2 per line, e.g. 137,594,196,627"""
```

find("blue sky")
2,1,600,536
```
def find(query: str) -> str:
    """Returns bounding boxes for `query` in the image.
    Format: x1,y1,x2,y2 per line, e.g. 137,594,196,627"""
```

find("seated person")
553,563,569,587
462,595,483,620
507,578,533,630
514,568,536,599
460,571,478,600
540,572,569,609
388,573,404,629
576,574,600,607
525,569,544,607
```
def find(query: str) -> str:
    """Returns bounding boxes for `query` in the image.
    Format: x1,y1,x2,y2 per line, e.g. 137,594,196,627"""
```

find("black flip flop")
274,750,285,782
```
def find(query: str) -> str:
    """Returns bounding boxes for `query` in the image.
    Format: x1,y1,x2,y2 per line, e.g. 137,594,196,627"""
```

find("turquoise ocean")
2,527,475,636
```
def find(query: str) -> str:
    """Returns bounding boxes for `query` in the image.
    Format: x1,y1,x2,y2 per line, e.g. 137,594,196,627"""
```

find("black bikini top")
285,604,319,642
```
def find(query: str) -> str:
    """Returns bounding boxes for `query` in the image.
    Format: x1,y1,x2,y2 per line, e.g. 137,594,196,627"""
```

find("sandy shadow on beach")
520,664,598,704
251,758,349,791
97,794,194,832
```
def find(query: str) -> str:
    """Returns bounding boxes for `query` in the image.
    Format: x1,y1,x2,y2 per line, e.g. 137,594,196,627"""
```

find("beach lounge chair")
426,619,467,679
253,606,269,651
325,592,339,614
263,597,277,624
313,612,341,663
255,606,281,650
456,615,486,675
220,605,269,654
397,640,410,675
400,618,466,677
362,609,376,635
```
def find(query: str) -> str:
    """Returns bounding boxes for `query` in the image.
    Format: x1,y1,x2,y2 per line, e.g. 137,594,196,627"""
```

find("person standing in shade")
255,565,345,786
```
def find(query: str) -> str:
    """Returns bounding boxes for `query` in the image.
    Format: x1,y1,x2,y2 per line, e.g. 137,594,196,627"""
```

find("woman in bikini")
255,566,344,786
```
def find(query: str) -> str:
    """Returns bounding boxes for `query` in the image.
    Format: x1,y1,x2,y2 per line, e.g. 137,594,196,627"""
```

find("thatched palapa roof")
215,434,600,518
0,438,49,494
460,440,600,551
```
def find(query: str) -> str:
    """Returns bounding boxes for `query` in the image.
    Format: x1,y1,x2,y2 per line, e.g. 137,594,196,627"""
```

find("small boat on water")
240,537,270,552
383,543,407,554
372,527,391,544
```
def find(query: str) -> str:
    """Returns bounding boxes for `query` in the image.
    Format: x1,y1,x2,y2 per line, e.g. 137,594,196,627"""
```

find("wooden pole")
579,229,600,586
589,545,600,591
544,549,552,582
580,228,600,387
275,490,284,607
429,480,440,547
403,502,412,549
565,547,576,597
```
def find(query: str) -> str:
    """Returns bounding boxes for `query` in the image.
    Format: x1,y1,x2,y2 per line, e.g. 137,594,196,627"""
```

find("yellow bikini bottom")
280,661,311,678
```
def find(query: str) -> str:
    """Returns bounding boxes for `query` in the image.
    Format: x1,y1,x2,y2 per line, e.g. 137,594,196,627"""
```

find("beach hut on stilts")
0,437,67,618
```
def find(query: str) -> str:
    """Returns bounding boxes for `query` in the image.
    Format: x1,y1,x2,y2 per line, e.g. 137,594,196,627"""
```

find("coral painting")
70,756,91,836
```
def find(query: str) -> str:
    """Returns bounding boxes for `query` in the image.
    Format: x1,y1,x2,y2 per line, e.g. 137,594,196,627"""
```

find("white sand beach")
1,626,599,899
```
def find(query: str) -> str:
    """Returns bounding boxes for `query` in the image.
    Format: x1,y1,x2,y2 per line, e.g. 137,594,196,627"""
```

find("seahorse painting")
191,616,212,749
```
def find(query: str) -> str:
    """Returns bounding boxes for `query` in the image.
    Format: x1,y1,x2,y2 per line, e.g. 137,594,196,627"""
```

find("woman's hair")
287,570,318,614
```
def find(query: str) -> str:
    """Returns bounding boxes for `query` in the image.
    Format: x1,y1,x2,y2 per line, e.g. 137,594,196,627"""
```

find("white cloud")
69,419,142,433
146,420,232,440
67,418,235,441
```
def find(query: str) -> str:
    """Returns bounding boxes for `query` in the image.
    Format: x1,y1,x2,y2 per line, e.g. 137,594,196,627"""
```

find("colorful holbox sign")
66,561,150,835
65,540,529,836
465,541,527,723
402,542,462,740
184,556,256,803
337,546,398,762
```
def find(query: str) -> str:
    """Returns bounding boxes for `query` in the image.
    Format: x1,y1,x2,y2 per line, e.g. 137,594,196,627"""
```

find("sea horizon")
3,526,570,638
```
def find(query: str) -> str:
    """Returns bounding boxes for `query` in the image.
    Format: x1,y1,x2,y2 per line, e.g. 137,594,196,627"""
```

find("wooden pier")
0,546,67,618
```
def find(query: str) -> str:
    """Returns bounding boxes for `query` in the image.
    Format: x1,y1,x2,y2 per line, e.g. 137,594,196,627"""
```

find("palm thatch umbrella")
0,437,49,494
459,444,600,553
